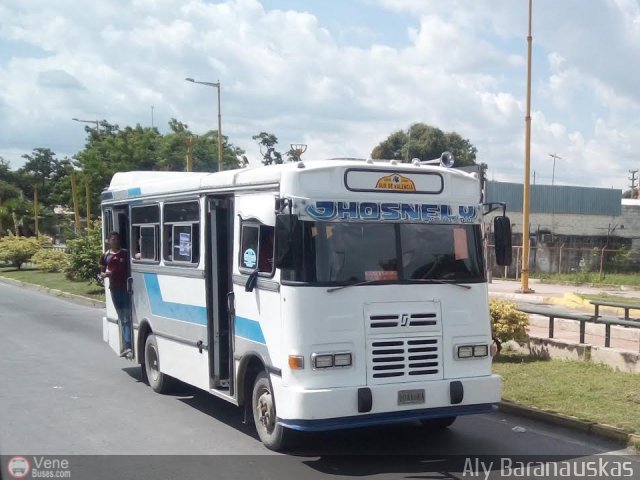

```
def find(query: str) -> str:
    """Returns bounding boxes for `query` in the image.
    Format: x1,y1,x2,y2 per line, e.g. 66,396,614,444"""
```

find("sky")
0,0,639,190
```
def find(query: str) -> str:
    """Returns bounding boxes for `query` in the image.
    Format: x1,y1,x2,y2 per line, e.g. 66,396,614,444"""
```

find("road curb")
498,400,637,450
0,276,105,308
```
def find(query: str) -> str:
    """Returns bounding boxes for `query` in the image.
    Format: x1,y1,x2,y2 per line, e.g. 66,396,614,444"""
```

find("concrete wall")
486,211,621,237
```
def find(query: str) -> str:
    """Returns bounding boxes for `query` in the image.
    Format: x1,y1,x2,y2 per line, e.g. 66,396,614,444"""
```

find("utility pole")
548,153,562,185
33,186,39,238
629,169,638,198
70,171,80,235
151,105,155,129
519,0,535,293
185,135,195,172
85,178,91,231
185,78,223,172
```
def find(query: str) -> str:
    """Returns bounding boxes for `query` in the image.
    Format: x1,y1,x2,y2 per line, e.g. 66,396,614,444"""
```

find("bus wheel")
144,334,171,394
252,371,287,451
420,416,456,429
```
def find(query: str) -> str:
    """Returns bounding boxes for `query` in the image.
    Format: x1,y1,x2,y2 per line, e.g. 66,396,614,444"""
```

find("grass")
530,272,640,287
493,352,640,434
579,293,640,306
0,266,105,301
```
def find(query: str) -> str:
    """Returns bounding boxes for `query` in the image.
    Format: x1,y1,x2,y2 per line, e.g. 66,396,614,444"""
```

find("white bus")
101,154,512,450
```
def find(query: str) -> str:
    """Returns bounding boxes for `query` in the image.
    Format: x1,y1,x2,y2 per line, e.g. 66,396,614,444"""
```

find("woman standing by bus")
100,232,132,358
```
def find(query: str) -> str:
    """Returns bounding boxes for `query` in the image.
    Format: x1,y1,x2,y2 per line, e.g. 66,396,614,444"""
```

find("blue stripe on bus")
235,316,266,344
142,273,266,342
127,187,141,197
278,404,496,432
143,273,207,325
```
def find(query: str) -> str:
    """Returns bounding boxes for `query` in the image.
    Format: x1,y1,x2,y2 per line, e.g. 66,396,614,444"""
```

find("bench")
516,305,595,343
592,316,640,348
517,304,640,351
589,300,640,320
589,300,640,349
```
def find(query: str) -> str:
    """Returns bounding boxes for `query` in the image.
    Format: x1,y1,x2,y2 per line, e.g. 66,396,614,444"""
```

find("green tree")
253,132,283,165
371,123,478,167
76,119,246,210
18,148,61,205
1,197,33,236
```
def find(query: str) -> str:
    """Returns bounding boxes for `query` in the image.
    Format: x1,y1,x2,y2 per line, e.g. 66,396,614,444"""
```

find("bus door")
102,205,133,356
206,197,233,390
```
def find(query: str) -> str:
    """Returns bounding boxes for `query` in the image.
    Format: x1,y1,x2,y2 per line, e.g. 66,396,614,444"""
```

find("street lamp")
548,153,562,186
72,117,100,133
185,77,223,172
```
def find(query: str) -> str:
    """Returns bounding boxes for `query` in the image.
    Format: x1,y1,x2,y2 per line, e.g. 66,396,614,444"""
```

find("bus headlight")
456,344,489,359
457,346,473,358
312,354,334,369
333,353,353,367
311,352,353,369
473,344,489,357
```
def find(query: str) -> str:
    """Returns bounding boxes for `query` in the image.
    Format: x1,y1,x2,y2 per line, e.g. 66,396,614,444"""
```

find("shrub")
489,299,529,345
0,234,41,270
38,235,53,247
66,221,103,284
32,248,71,273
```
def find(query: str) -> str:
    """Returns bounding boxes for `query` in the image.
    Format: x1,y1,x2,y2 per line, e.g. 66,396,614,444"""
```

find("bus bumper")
274,374,501,432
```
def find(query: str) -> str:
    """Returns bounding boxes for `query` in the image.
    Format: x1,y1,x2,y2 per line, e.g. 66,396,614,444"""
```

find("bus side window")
239,223,274,276
103,208,113,247
163,201,200,265
131,204,160,263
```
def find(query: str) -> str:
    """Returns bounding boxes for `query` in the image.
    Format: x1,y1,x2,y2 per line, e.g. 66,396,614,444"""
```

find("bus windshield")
281,222,485,285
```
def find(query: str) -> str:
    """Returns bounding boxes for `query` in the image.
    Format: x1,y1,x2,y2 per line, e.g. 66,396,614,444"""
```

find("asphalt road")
1,280,637,479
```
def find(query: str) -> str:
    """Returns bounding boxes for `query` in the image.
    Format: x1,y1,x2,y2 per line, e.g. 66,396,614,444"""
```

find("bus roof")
105,159,478,197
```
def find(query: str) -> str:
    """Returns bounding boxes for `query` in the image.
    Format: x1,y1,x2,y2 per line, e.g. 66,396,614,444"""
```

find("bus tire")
252,370,288,451
144,334,172,394
420,416,456,429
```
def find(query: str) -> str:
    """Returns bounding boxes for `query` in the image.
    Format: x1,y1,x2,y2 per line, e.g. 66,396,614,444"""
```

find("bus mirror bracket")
245,271,258,292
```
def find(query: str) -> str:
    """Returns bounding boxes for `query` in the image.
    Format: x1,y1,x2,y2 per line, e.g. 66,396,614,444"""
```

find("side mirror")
494,216,512,266
245,271,258,292
274,213,301,269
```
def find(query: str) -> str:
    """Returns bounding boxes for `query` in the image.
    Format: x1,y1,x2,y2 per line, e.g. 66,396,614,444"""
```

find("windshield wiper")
326,280,387,293
408,279,472,289
327,278,472,293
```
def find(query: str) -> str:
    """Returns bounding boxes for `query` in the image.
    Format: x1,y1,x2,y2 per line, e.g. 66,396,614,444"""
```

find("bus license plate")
398,389,425,405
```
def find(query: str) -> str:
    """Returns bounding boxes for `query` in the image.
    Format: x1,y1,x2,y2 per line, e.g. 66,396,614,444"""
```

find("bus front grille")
367,337,441,384
367,311,440,334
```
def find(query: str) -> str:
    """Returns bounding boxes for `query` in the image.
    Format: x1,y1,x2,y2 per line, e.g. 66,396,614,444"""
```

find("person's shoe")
126,350,134,360
120,348,132,358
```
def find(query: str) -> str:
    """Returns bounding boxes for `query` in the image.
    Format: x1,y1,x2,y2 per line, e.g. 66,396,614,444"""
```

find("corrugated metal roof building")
485,181,621,216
